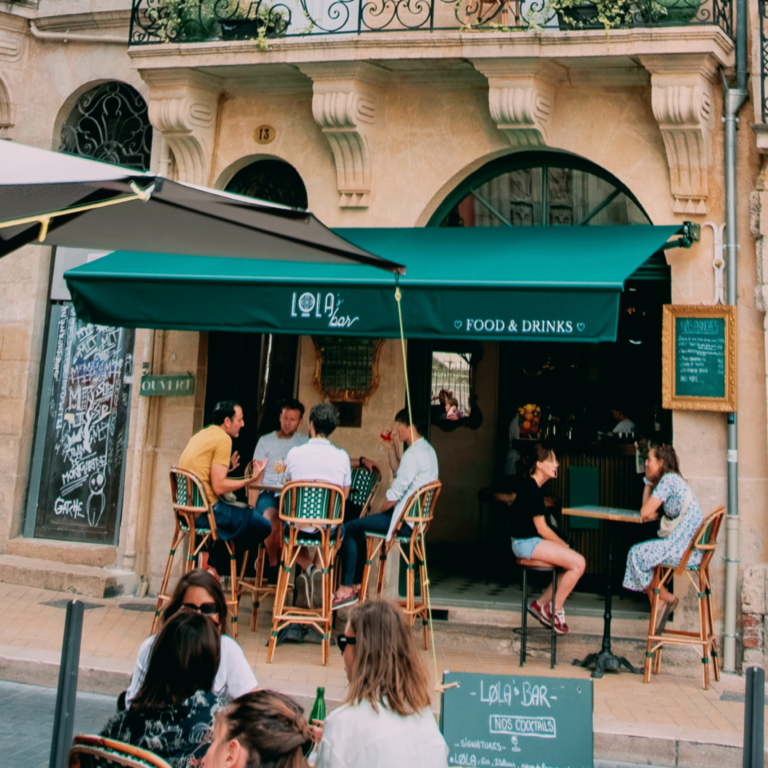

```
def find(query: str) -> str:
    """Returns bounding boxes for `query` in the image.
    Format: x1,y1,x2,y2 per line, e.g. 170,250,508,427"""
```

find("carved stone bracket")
472,60,558,148
300,64,383,209
141,70,222,186
640,55,717,216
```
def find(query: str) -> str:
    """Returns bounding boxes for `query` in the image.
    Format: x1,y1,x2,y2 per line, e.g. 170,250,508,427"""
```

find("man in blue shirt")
332,408,439,610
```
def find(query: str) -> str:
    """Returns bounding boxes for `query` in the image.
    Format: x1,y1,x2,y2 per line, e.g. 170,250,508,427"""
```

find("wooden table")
562,505,643,678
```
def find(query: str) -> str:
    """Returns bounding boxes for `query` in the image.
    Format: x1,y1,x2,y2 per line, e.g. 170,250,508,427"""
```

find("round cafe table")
562,505,645,678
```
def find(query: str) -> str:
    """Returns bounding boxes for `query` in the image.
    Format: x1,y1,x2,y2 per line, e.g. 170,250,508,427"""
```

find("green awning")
65,225,681,342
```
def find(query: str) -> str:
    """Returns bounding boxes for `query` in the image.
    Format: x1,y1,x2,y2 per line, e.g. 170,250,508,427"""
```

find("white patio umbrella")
0,141,405,273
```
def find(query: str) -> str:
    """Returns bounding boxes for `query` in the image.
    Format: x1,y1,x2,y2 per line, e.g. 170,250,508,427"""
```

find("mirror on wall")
429,343,483,431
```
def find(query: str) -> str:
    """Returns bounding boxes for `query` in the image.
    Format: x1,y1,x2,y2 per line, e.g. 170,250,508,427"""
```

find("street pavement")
0,679,673,768
0,680,116,768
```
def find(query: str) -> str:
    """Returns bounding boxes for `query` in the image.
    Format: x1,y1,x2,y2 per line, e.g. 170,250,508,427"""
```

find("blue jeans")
339,511,393,586
256,491,279,516
197,502,272,573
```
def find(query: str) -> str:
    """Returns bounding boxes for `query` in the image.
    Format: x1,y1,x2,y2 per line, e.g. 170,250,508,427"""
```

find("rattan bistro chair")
237,460,287,632
69,735,172,768
267,481,346,666
153,467,240,640
349,465,382,519
644,506,725,690
359,480,442,649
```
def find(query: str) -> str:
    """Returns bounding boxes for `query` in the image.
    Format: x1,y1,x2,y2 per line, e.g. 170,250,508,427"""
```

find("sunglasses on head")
337,634,356,654
182,602,219,617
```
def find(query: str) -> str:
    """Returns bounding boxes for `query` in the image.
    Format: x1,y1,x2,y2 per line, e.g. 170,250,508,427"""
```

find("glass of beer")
274,460,286,486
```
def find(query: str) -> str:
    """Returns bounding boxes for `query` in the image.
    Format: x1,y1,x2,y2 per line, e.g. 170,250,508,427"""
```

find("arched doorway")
421,152,669,607
225,158,308,209
204,158,309,460
26,82,153,544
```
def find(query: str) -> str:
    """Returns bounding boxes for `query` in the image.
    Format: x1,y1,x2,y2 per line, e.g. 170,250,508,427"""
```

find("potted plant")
550,0,662,30
219,3,289,39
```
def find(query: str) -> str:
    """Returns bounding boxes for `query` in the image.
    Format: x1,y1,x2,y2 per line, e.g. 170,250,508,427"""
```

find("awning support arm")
0,182,154,241
661,221,701,250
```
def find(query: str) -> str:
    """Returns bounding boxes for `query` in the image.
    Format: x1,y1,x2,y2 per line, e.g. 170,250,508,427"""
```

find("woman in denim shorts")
510,442,586,635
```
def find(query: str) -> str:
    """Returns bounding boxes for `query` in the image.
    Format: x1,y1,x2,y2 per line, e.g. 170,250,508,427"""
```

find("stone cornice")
128,27,735,73
34,10,132,34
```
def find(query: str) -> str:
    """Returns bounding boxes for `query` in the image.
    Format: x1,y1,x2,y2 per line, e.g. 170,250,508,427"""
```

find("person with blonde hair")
202,690,312,768
315,600,448,768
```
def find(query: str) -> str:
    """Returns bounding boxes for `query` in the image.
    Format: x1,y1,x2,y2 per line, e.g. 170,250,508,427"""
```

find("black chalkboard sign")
32,304,134,543
440,671,593,768
662,305,736,412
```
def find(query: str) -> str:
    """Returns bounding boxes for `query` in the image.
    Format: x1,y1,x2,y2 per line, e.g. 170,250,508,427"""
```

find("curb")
0,650,753,768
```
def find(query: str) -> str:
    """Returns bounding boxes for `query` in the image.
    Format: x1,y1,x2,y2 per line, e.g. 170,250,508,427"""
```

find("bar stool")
359,481,441,649
516,558,558,669
645,506,725,690
267,481,345,665
237,461,288,633
155,468,240,639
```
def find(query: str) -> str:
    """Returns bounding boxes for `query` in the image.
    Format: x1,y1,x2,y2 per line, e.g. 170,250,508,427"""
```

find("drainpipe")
722,0,749,674
28,21,125,45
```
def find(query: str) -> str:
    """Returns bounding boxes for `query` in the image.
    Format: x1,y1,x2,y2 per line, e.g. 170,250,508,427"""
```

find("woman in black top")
510,442,586,636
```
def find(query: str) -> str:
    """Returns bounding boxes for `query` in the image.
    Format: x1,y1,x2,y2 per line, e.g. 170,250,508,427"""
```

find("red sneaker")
550,608,569,636
527,601,552,628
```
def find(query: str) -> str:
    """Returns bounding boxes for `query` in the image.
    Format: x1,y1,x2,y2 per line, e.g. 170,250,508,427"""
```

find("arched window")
225,159,308,209
60,82,152,171
430,151,650,228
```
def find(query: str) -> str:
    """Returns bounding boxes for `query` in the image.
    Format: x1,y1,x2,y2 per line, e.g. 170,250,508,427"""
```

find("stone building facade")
0,0,765,669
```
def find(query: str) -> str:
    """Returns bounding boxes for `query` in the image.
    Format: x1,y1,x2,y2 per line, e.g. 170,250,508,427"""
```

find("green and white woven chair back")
405,486,436,521
175,476,205,509
349,468,376,506
285,485,343,523
70,747,165,768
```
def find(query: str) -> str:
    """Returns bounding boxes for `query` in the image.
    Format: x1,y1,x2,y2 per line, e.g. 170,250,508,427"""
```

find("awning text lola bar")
65,225,692,342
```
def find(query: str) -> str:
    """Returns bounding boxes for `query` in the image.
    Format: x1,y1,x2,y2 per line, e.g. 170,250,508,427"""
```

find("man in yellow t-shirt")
178,400,268,575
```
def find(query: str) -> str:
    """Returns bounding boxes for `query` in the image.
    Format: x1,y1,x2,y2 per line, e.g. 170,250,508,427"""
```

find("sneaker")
311,569,324,609
296,572,311,609
332,591,359,611
527,601,551,628
551,608,569,636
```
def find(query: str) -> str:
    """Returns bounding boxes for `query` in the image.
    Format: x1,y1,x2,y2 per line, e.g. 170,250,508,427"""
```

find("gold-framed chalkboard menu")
662,305,737,412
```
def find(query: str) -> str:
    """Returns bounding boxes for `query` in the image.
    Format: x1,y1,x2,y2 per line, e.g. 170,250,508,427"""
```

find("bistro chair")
349,464,382,519
267,481,346,666
515,558,559,669
153,467,240,640
69,735,172,768
237,460,287,633
359,480,442,649
644,506,725,690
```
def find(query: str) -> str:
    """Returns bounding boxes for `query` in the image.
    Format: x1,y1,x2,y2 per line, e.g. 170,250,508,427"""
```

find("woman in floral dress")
623,444,703,632
103,610,227,768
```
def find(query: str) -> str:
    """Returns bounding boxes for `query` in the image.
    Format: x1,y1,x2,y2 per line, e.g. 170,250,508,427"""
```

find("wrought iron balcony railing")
129,0,733,45
761,0,768,121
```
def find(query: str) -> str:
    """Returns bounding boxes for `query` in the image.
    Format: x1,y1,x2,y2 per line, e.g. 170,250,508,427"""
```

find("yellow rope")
0,181,153,240
394,282,441,688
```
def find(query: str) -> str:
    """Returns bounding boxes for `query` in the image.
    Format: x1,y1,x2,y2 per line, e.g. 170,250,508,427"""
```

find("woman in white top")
126,569,257,706
315,600,448,768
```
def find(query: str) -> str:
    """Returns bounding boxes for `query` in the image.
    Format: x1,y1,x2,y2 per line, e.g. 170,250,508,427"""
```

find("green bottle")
303,686,326,760
310,686,326,725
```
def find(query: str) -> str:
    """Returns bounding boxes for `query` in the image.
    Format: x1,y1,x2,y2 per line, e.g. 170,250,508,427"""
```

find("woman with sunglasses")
125,569,257,707
315,600,448,768
103,610,225,767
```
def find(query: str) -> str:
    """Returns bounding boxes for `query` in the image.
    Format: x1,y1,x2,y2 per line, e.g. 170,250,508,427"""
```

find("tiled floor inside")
428,569,650,619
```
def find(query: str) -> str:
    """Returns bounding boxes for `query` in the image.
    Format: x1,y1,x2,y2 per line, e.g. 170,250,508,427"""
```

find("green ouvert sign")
140,373,195,397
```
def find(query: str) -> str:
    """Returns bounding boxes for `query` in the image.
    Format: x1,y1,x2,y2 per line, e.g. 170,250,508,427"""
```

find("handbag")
658,488,692,538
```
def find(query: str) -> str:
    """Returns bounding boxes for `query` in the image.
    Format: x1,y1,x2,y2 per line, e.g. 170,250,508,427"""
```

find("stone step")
0,555,135,598
7,537,117,568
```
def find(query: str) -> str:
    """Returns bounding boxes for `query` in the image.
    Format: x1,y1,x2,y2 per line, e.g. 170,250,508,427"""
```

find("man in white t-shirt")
283,402,351,609
252,398,308,567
